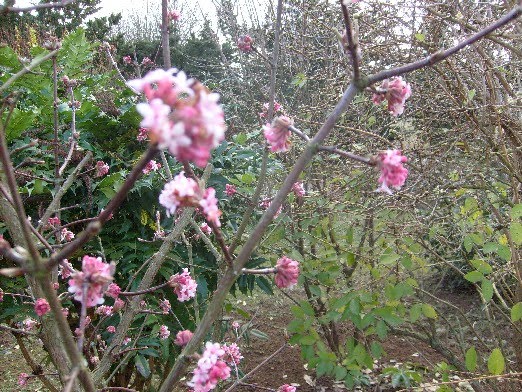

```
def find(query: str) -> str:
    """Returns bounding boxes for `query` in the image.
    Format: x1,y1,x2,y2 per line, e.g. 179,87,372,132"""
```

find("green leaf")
511,302,522,322
414,33,425,42
135,355,151,378
380,252,400,265
255,276,273,295
465,346,478,372
463,235,473,252
510,204,522,219
422,304,437,319
487,348,505,375
464,271,484,283
250,329,269,340
334,366,347,381
3,108,36,141
481,279,494,302
467,89,476,102
410,304,423,323
470,259,492,275
510,222,522,246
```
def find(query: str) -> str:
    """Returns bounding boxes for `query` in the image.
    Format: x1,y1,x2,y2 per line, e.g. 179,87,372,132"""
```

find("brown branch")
1,0,75,13
340,0,360,81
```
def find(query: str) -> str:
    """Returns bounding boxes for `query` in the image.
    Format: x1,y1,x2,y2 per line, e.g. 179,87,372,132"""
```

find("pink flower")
168,9,181,21
107,325,116,333
123,55,132,64
23,318,37,331
199,188,221,228
159,325,170,339
106,283,121,299
0,289,3,302
18,373,29,386
223,343,243,366
61,308,69,317
174,329,193,346
159,299,171,314
48,216,60,226
372,77,412,116
137,127,149,141
95,161,109,177
60,228,75,242
68,255,114,307
231,321,240,330
169,268,197,302
141,57,154,66
90,356,99,365
34,298,50,316
52,282,59,290
225,184,237,197
159,172,201,217
142,159,162,174
200,222,212,235
113,298,125,311
291,182,305,198
188,342,231,392
259,101,283,119
122,337,131,345
275,257,299,288
59,259,74,279
259,198,282,219
237,35,253,53
375,150,408,194
278,385,297,392
95,305,113,316
263,116,293,152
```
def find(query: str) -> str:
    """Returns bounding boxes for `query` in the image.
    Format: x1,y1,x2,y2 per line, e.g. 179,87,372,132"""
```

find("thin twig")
1,0,75,13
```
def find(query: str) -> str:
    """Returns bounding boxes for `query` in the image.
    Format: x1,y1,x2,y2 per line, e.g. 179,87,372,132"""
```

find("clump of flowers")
159,172,222,227
58,259,73,279
143,159,162,174
168,268,197,302
34,298,50,316
137,127,149,141
223,343,243,366
237,35,253,53
159,325,170,340
372,77,412,116
68,255,114,307
95,161,110,177
107,325,116,333
200,222,212,235
159,299,171,314
188,342,231,392
128,68,226,168
175,329,193,346
18,373,29,387
225,184,237,197
263,116,293,152
168,9,181,22
278,385,297,392
292,182,305,198
275,256,300,288
48,216,60,226
374,150,409,194
106,283,121,299
22,318,37,331
113,298,125,311
123,55,132,64
95,305,113,316
259,198,283,219
259,101,283,119
60,228,75,242
141,57,154,66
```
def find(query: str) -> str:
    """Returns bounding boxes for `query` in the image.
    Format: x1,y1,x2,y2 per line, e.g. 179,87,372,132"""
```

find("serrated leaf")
464,271,484,283
487,348,505,375
465,346,477,372
481,279,494,302
509,222,522,246
511,302,522,322
510,204,522,219
410,303,423,323
422,304,437,319
470,259,492,275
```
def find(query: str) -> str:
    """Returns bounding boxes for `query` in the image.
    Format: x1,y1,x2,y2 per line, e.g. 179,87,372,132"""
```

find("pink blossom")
188,342,231,392
106,283,121,299
200,222,212,235
122,337,131,345
18,373,29,386
168,9,181,21
375,150,408,194
90,356,99,365
291,182,305,198
259,101,283,119
68,255,114,307
159,172,201,217
237,35,253,53
275,256,299,288
199,188,221,228
263,116,293,152
61,308,69,317
159,299,171,314
0,289,3,302
174,330,193,346
59,259,74,279
372,77,412,116
34,298,50,316
23,318,37,331
60,228,75,242
169,268,197,302
52,282,59,290
48,216,60,226
128,68,193,106
141,57,154,66
107,325,116,333
159,325,170,339
278,385,297,392
143,159,162,174
136,128,148,143
259,198,282,218
113,298,125,311
225,184,237,197
95,305,113,316
223,343,243,366
123,55,132,64
95,161,109,177
231,321,240,330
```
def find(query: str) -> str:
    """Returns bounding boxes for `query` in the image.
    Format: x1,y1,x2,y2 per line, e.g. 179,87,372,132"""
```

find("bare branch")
1,0,76,13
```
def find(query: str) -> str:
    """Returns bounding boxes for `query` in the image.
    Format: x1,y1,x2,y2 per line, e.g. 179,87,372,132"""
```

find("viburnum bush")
0,1,521,391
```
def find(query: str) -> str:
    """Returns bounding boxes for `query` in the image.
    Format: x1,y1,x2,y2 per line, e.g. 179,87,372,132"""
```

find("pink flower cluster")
137,127,149,141
106,283,121,299
107,325,116,333
275,256,299,288
259,101,283,119
237,35,253,53
169,268,197,302
159,298,171,314
128,68,226,167
48,216,60,226
188,342,231,392
372,77,412,116
68,255,114,307
18,373,29,386
95,161,110,177
223,343,243,366
225,184,237,197
142,159,162,174
263,116,293,152
159,172,222,227
60,228,75,242
159,325,170,339
34,298,50,316
375,150,409,194
278,385,297,392
123,55,132,64
142,57,154,66
59,259,73,279
168,9,181,22
292,182,305,198
175,329,193,346
200,222,212,235
95,305,113,316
